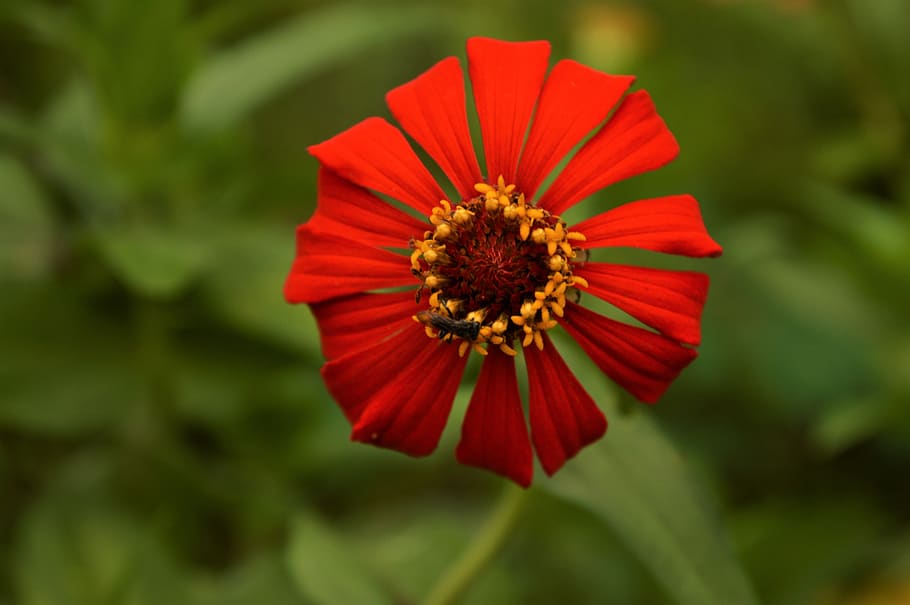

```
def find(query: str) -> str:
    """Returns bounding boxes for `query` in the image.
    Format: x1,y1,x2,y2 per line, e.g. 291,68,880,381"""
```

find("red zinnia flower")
285,37,722,487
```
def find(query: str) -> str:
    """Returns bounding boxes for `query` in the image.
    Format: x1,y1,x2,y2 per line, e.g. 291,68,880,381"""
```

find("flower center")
410,176,588,357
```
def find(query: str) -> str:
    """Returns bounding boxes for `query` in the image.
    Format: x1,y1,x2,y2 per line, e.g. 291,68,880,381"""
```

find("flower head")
285,37,722,487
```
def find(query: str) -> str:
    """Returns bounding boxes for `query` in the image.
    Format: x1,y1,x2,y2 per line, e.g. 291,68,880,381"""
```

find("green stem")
421,483,529,605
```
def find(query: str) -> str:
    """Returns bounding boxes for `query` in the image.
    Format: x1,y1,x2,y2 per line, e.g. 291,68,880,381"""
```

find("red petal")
571,195,723,257
308,168,427,249
539,90,680,215
517,61,634,200
560,302,697,403
455,347,533,487
349,335,470,456
524,335,607,476
467,37,550,184
575,263,709,346
321,324,444,425
284,224,412,304
308,117,446,214
311,291,421,360
386,57,483,200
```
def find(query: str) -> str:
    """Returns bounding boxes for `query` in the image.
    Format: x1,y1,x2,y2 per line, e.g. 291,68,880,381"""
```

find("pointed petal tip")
351,423,440,457
467,36,552,51
516,61,637,199
468,37,552,185
283,279,302,304
332,334,468,458
575,264,711,346
306,117,445,214
386,55,482,198
561,303,699,404
525,339,609,477
540,88,682,214
572,194,724,258
541,416,608,478
455,445,533,488
455,348,534,487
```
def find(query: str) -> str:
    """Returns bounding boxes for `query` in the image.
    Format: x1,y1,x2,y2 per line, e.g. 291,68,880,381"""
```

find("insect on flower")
285,37,722,487
414,310,482,343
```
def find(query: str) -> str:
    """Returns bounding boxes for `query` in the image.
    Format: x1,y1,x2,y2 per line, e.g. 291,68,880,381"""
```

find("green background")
1,0,909,603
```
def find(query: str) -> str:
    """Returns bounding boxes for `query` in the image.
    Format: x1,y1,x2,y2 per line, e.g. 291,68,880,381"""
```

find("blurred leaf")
94,225,212,299
0,286,140,436
67,0,194,125
37,78,125,217
1,1,72,46
42,78,100,147
799,182,909,287
842,0,910,108
711,217,880,415
180,4,437,132
347,498,526,605
735,499,885,605
286,511,395,605
0,353,138,436
811,395,890,456
14,455,190,605
0,155,54,279
0,105,37,145
191,554,306,605
538,347,759,605
201,223,319,355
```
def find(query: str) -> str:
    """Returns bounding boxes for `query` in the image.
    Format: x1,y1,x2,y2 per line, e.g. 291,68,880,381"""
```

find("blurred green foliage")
1,0,909,603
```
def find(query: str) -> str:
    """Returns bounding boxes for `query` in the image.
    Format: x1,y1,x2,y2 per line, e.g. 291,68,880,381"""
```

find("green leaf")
0,287,141,436
191,555,306,605
538,356,759,605
811,395,891,455
14,456,190,605
37,79,124,216
180,4,437,132
94,224,212,299
734,498,885,605
798,182,909,285
286,511,395,605
0,105,37,145
0,155,55,280
201,224,320,355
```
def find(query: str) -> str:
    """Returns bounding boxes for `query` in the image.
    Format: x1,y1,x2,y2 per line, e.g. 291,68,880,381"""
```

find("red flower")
285,37,722,487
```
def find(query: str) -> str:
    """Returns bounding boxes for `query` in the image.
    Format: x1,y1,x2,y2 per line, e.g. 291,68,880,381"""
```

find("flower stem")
421,483,529,605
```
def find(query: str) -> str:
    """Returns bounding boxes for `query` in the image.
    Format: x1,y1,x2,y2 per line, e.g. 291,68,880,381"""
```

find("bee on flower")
285,37,722,487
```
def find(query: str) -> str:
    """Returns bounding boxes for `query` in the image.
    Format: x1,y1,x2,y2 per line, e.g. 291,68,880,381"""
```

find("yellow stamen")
412,179,590,356
519,222,531,241
424,274,445,289
435,223,453,240
570,275,589,289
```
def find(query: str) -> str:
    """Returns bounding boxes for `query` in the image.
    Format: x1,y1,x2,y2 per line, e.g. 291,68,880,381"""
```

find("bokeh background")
1,0,909,603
